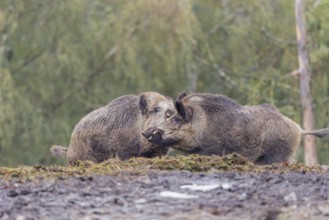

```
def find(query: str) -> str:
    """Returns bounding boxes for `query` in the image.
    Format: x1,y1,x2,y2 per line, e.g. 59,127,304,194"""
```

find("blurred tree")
295,0,318,166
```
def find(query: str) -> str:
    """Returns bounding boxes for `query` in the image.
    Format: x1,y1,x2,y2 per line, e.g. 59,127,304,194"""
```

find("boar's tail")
50,145,68,158
301,127,329,138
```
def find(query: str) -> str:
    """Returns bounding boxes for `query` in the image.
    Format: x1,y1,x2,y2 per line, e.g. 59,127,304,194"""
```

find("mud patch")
0,154,328,219
1,171,329,219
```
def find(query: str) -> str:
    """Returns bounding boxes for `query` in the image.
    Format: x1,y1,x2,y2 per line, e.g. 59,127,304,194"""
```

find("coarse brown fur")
144,92,329,164
51,92,175,165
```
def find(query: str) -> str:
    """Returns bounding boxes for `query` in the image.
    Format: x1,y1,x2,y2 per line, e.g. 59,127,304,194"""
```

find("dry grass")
0,153,325,182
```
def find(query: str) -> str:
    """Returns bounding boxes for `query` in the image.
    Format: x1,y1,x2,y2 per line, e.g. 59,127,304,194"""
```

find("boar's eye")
171,116,182,123
165,110,174,118
154,107,161,113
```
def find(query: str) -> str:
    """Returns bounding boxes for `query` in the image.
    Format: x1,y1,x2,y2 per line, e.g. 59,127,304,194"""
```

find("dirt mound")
1,154,329,219
0,154,325,182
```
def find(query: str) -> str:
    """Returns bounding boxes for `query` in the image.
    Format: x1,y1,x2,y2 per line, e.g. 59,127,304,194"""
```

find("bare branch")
259,27,297,46
280,69,300,80
208,14,236,36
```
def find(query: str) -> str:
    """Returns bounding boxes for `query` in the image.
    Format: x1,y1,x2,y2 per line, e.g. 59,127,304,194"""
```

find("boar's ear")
184,107,193,122
175,100,193,122
175,92,188,121
139,94,148,115
176,92,188,102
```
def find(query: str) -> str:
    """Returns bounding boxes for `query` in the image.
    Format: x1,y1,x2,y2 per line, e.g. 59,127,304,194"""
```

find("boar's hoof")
142,127,164,144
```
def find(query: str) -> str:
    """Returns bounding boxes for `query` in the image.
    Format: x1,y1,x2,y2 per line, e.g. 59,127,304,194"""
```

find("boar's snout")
142,127,164,144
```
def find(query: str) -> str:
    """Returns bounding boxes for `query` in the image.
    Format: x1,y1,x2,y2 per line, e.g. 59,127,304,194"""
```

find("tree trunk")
295,0,318,165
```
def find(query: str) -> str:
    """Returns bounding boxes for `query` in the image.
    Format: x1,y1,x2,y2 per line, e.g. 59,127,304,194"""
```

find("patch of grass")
0,153,325,181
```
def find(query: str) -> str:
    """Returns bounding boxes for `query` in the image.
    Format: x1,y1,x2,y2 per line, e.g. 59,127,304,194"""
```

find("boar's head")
143,92,202,153
139,92,176,135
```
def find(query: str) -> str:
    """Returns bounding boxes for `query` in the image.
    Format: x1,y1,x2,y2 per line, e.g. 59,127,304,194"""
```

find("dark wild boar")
144,92,329,164
51,92,175,165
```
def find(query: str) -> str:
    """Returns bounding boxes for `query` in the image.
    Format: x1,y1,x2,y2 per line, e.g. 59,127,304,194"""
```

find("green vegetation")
0,154,325,181
0,0,328,166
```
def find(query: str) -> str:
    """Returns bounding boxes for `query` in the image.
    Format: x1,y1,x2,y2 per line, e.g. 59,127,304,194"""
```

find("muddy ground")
1,155,329,220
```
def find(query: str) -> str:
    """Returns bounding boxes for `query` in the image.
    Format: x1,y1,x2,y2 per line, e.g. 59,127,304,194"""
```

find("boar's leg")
255,141,294,165
116,138,141,160
87,137,116,163
140,145,169,158
254,155,267,165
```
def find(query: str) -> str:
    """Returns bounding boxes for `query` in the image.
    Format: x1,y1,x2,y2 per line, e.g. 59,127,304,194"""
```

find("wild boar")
51,92,175,165
143,92,329,164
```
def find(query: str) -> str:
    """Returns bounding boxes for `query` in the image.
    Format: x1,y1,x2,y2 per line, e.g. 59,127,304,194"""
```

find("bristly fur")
148,92,329,165
51,92,175,165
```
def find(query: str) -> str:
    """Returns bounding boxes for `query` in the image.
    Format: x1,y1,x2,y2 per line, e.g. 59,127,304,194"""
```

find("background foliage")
0,0,328,166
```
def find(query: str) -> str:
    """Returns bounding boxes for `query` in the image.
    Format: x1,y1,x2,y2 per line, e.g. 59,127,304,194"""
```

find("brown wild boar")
143,92,329,164
51,92,175,165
